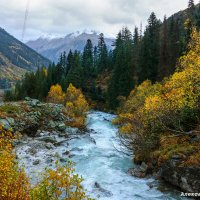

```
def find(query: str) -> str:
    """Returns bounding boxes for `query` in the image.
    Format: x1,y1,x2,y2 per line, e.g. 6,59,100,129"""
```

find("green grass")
0,104,20,114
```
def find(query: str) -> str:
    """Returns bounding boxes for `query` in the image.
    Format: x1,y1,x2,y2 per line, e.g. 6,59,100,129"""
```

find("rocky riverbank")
129,159,200,194
0,97,78,136
161,159,200,193
129,148,200,194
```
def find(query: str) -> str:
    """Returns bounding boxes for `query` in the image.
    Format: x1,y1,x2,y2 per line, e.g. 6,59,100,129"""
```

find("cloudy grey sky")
0,0,199,41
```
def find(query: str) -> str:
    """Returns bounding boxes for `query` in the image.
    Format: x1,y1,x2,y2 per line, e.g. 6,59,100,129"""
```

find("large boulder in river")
161,159,200,193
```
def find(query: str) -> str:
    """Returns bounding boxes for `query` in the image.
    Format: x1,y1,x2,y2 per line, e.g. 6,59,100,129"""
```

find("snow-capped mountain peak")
26,31,114,62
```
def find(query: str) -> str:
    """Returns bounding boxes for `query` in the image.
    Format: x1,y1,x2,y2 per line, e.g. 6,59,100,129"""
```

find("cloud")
0,0,198,41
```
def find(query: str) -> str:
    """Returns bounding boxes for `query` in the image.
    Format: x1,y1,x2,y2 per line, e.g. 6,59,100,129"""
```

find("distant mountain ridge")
26,31,114,62
0,27,51,88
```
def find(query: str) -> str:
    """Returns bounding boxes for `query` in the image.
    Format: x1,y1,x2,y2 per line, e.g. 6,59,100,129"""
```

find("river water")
16,111,187,200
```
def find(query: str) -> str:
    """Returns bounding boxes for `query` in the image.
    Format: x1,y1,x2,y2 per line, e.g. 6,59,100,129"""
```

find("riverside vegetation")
1,0,200,198
114,28,200,192
0,85,91,199
0,124,93,200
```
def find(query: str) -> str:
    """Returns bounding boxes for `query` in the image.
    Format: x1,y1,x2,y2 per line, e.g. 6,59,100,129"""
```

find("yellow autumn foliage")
0,125,30,200
65,84,89,128
47,84,65,104
46,83,89,128
118,80,162,114
30,161,93,200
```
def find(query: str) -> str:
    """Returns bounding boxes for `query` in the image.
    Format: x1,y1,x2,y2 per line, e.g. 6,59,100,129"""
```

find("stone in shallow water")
58,132,67,137
33,159,40,165
45,142,55,149
94,182,113,197
37,136,57,144
60,158,68,163
70,147,83,152
62,150,70,156
69,154,76,158
46,157,54,164
27,147,37,156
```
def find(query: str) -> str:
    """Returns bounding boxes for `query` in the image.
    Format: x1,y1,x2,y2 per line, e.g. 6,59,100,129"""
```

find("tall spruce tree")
133,27,140,83
55,53,65,83
158,15,170,80
62,51,67,75
188,0,195,10
82,39,95,93
168,17,182,74
93,46,98,69
66,50,73,75
138,12,161,83
185,0,196,46
82,39,94,78
97,33,109,72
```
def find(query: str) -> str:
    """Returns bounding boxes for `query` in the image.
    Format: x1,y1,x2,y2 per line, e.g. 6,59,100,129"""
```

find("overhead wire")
21,0,30,42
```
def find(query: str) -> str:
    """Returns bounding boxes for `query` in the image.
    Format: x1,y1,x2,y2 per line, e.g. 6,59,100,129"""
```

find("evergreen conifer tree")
138,12,161,83
97,33,108,72
158,15,170,80
66,51,83,88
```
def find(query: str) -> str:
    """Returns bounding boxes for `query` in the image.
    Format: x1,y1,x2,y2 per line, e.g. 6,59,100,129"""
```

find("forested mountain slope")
0,28,50,88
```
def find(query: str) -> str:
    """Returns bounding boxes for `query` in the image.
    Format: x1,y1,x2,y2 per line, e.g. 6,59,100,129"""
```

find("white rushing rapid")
16,111,187,200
